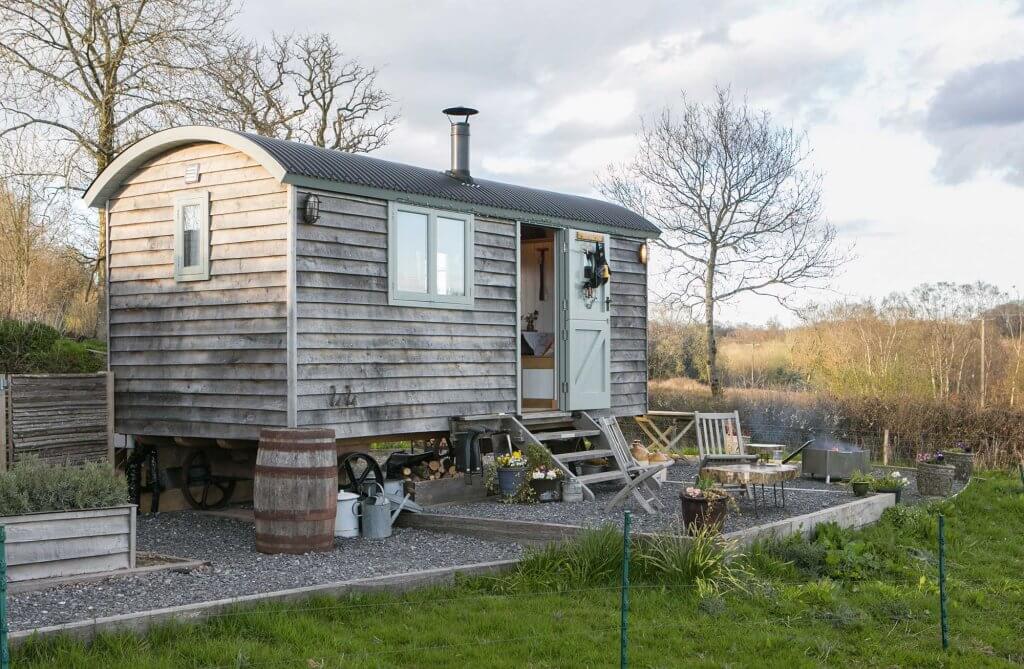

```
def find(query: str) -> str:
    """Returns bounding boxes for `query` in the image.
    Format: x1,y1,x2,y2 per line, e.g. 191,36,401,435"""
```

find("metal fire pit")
802,440,869,481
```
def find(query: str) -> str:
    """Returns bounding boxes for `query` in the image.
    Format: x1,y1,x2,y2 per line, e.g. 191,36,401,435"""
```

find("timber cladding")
609,237,649,417
5,373,112,466
107,142,290,440
293,190,519,438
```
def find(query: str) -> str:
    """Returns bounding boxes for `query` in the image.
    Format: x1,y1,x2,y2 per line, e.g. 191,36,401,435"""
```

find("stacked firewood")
401,457,461,483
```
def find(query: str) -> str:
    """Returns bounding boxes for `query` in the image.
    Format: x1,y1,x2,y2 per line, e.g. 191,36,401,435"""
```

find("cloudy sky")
242,0,1024,324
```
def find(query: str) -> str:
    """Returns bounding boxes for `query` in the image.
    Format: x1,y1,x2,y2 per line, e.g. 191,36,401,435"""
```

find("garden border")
395,492,896,547
9,493,895,646
9,558,518,647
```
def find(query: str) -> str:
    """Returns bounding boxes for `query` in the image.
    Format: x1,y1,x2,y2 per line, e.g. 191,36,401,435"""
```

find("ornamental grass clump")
0,456,126,515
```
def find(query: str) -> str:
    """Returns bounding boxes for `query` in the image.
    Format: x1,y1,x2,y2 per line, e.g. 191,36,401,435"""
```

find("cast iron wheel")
182,449,236,510
340,452,384,495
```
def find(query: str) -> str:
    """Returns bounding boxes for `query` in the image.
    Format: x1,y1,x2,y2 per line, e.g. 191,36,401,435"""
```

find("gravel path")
9,513,523,632
429,461,857,534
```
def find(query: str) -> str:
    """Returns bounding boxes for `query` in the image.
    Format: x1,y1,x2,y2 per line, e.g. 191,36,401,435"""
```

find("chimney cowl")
443,106,478,181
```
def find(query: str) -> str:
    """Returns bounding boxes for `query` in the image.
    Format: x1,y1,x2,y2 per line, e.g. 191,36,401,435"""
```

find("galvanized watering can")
359,483,406,539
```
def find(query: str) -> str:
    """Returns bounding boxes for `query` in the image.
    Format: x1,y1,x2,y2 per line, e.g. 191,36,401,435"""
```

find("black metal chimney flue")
443,106,478,181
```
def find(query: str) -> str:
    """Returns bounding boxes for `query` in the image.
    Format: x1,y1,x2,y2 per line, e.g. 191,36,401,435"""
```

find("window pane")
436,216,466,297
181,203,201,268
395,210,428,293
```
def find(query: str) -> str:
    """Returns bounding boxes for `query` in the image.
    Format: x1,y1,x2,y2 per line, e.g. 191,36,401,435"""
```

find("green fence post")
0,524,8,669
620,510,631,669
938,514,949,651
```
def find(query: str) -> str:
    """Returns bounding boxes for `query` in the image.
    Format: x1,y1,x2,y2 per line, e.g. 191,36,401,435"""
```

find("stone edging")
398,492,896,548
10,558,518,647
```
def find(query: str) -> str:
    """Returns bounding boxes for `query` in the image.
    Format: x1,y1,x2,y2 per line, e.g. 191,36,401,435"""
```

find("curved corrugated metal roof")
236,132,660,235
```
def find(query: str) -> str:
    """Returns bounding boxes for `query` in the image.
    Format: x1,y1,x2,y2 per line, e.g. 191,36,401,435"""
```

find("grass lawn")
15,472,1024,668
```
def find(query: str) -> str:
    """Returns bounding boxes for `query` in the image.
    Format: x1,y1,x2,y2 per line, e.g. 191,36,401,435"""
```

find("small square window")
388,203,474,309
174,192,210,282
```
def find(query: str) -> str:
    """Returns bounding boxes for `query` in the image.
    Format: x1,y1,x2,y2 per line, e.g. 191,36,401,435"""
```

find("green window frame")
173,191,210,282
387,202,475,309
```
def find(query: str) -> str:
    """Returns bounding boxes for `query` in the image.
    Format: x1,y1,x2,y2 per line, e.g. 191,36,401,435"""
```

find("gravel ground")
9,513,523,632
429,461,859,534
428,461,966,535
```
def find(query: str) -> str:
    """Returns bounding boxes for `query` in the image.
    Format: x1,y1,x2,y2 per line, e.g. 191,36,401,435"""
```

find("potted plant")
529,466,563,502
941,442,974,482
916,452,955,497
849,470,874,497
873,470,909,503
495,451,528,496
679,477,731,534
580,458,609,476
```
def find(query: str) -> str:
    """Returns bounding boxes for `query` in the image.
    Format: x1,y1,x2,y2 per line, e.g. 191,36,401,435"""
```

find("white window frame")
387,202,475,309
173,191,210,282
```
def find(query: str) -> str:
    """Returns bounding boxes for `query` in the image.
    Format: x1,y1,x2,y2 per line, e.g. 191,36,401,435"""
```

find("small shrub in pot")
873,470,909,504
849,470,873,498
679,477,732,534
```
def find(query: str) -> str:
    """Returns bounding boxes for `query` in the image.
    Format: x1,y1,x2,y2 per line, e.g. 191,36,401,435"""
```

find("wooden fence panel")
6,373,113,466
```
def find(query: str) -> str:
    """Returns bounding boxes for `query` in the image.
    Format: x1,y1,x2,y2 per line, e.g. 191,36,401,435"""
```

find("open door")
561,229,612,410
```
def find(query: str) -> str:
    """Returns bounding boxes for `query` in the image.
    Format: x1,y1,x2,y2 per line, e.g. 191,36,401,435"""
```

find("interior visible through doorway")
520,224,557,411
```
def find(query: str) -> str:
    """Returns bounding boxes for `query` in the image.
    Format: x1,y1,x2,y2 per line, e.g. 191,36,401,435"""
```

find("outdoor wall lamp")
303,194,321,224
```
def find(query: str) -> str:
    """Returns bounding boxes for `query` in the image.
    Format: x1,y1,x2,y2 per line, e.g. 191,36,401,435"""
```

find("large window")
388,203,474,308
173,192,210,282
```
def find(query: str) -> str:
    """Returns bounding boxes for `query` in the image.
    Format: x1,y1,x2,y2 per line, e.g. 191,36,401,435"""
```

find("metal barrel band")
254,508,337,522
253,465,338,479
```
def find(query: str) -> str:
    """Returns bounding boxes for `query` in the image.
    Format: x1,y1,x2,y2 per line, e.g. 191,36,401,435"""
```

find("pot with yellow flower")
529,465,564,502
495,451,528,496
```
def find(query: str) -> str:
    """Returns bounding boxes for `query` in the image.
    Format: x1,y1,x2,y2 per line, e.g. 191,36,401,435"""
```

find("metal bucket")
562,478,583,503
335,490,360,538
360,484,394,539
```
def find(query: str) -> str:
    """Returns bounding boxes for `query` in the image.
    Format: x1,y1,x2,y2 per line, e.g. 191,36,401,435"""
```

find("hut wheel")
339,452,383,496
182,448,237,510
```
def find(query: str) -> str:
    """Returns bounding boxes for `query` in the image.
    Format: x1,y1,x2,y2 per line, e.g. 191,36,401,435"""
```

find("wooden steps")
553,449,613,463
532,429,601,442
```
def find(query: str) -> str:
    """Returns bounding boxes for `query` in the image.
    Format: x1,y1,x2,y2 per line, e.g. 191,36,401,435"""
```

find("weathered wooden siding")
609,236,648,416
5,374,112,465
294,190,518,439
108,142,289,439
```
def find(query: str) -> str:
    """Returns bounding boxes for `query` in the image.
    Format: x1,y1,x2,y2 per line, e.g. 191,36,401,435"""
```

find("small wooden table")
702,463,800,513
634,411,695,455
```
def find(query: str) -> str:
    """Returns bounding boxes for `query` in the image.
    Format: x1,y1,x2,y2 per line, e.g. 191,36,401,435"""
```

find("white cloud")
240,0,1024,323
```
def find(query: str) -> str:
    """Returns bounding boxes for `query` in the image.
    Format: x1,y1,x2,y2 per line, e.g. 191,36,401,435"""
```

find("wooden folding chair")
596,416,669,514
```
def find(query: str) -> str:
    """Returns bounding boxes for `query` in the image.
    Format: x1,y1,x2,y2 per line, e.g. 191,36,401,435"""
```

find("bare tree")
207,32,398,152
0,133,95,331
0,0,237,334
599,88,848,396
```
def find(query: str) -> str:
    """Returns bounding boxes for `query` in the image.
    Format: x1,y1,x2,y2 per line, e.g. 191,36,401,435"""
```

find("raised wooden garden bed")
2,505,136,582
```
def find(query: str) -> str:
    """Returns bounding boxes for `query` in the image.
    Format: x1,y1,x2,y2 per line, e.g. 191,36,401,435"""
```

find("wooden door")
562,230,611,410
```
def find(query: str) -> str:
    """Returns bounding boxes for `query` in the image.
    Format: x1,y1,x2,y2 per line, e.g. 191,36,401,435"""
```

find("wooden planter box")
404,476,490,506
1,505,136,583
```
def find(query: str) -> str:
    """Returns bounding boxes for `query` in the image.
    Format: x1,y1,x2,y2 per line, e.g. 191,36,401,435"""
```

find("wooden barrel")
254,428,338,554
